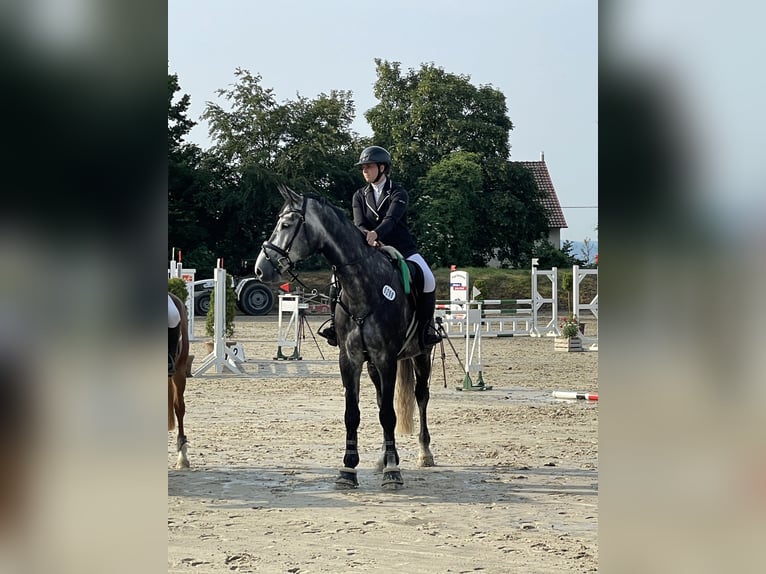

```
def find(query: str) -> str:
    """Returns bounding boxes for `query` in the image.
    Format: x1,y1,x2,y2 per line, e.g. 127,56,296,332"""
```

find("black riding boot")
168,325,181,375
417,291,441,349
318,284,339,347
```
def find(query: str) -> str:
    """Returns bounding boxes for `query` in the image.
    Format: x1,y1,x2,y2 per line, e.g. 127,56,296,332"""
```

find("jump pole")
192,260,242,376
552,391,598,401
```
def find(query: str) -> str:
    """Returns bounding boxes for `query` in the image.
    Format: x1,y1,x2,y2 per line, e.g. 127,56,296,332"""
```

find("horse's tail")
395,359,416,435
168,377,176,431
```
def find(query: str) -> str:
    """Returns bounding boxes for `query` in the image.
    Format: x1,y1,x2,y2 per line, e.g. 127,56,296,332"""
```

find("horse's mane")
304,193,368,247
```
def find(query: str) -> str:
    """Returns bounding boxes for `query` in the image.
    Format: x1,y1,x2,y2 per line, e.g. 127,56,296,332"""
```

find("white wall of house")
548,228,561,248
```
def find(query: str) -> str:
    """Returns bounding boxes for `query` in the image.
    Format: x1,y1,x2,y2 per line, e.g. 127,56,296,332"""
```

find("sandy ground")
168,315,598,573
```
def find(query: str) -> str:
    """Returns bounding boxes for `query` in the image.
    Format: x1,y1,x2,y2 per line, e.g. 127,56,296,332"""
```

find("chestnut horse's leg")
172,369,189,469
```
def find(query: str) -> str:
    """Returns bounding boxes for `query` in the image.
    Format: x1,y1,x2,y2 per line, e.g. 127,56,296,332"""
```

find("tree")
414,152,483,267
533,239,586,269
365,60,549,267
200,69,363,267
366,60,512,192
477,161,550,267
168,72,218,268
580,236,596,265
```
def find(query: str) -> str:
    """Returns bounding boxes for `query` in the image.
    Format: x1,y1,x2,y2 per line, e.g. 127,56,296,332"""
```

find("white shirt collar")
371,177,387,203
371,177,387,195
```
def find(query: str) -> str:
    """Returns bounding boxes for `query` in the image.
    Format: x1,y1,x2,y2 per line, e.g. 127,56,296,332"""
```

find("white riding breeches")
168,294,181,328
406,253,435,293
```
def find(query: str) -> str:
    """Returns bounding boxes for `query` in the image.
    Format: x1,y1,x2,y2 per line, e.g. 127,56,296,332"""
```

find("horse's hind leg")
413,354,434,467
172,370,189,469
366,363,388,473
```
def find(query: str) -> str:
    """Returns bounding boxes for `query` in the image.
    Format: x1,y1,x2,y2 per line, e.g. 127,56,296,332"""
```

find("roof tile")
513,160,568,229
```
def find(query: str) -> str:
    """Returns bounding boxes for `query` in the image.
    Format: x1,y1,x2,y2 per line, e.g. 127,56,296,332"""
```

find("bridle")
260,195,308,284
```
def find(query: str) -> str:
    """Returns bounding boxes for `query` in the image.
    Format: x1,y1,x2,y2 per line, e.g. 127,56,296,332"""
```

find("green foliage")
478,163,550,267
178,246,217,280
560,316,581,338
366,60,512,189
168,73,196,152
194,68,362,266
167,278,188,302
414,152,483,267
205,281,238,339
366,61,549,268
532,239,586,269
472,279,487,300
169,64,573,274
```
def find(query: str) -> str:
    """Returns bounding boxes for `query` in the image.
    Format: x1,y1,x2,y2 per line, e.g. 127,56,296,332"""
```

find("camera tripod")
274,307,326,361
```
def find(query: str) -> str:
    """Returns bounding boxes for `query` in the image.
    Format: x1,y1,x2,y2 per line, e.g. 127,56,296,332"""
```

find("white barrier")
192,262,242,376
436,261,560,337
572,265,598,350
274,294,309,360
530,264,560,337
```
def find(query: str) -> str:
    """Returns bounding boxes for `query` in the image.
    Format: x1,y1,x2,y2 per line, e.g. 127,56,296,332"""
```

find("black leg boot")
168,325,181,375
417,291,441,349
318,283,339,346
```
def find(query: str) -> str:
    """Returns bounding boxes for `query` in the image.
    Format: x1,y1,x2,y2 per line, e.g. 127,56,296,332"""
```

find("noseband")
261,195,307,276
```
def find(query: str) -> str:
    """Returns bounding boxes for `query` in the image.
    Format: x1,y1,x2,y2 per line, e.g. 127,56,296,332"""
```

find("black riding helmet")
355,146,391,183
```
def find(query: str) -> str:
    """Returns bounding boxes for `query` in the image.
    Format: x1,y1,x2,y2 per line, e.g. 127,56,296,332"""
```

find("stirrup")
420,325,441,348
318,326,338,347
423,330,442,346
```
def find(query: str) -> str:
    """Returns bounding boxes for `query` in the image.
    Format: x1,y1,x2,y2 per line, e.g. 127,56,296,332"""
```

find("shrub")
168,278,188,302
205,281,238,338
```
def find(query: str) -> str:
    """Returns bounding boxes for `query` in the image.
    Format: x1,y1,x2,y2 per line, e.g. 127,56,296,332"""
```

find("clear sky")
169,0,598,244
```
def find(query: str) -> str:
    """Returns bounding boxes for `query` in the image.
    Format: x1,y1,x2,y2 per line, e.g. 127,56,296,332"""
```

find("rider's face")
361,163,380,183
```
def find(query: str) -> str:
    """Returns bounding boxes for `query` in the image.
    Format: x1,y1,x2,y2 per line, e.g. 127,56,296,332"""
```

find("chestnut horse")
168,292,190,469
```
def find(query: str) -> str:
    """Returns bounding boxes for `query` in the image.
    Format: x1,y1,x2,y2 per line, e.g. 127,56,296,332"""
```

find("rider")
318,145,441,350
168,293,181,375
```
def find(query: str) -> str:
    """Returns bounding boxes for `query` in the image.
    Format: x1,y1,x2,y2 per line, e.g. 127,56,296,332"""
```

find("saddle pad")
379,245,411,295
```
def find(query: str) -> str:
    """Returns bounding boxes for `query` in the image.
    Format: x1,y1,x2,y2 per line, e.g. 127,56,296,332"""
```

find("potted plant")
555,315,583,352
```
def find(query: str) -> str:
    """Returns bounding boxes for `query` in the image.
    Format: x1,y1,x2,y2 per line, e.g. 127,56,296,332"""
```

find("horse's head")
254,185,313,282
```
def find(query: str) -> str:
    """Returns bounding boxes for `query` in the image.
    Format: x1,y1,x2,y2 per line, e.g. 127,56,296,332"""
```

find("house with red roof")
512,152,568,247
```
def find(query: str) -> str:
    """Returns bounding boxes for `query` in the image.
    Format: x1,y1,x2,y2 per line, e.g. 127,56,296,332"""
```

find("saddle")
378,245,424,298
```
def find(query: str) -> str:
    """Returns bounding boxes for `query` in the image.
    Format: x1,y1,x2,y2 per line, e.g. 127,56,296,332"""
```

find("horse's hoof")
382,467,404,490
418,454,435,467
175,458,190,470
335,469,359,489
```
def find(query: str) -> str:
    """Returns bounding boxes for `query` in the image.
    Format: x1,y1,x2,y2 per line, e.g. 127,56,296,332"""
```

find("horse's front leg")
335,354,363,489
375,361,404,490
172,373,190,469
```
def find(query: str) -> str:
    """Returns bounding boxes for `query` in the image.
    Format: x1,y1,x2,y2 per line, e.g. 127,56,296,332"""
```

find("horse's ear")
278,184,302,204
